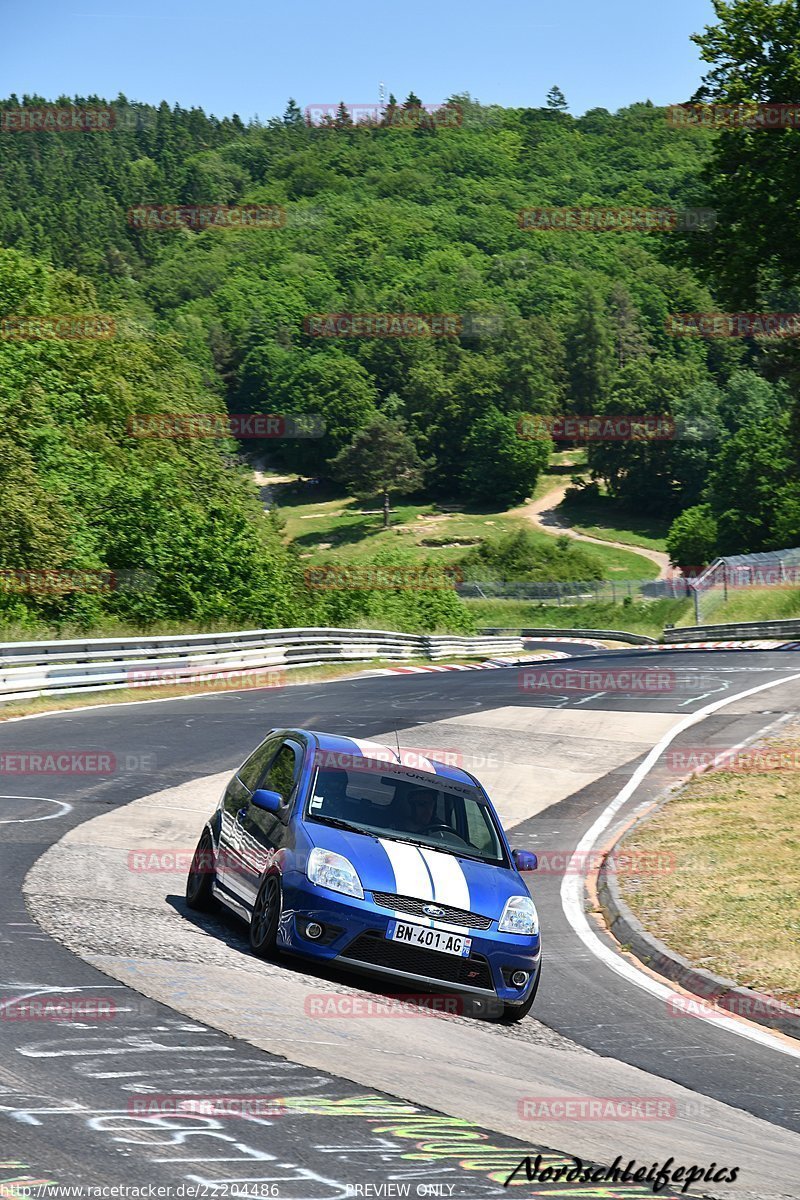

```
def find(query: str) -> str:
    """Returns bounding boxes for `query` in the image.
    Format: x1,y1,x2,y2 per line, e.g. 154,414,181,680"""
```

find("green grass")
275,480,522,565
619,731,800,1006
468,584,800,639
558,492,670,553
273,477,661,579
686,584,800,627
558,541,660,579
466,598,691,639
0,615,259,644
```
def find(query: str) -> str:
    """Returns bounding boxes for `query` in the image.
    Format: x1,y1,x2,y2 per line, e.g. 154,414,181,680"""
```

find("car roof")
298,729,478,788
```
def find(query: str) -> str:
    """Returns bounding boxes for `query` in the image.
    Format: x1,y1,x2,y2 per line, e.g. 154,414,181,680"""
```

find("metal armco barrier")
663,619,800,644
0,627,525,704
481,627,657,645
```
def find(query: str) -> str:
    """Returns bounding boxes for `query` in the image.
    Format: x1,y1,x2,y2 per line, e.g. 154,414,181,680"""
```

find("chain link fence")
457,577,692,604
690,547,800,623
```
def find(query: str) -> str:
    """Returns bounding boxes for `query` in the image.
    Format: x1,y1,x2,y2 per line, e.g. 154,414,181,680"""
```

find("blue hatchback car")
186,728,541,1021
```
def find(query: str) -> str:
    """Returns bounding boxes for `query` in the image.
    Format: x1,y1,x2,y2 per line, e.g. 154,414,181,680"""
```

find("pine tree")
566,289,615,412
283,98,305,127
546,85,568,112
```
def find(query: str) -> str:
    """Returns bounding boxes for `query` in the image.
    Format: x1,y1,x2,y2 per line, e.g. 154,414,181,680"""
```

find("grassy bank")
560,494,670,553
618,727,800,1008
467,598,691,640
274,476,660,580
693,584,800,626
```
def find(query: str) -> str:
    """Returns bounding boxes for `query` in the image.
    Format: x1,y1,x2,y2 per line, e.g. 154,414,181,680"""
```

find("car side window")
465,802,497,855
259,740,304,806
237,734,283,793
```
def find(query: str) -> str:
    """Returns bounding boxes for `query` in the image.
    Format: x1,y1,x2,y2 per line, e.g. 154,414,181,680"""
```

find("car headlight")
307,848,364,899
498,895,539,935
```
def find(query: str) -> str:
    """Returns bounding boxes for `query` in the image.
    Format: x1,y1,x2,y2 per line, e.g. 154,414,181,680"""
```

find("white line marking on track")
0,794,72,824
561,669,800,1061
0,984,126,1016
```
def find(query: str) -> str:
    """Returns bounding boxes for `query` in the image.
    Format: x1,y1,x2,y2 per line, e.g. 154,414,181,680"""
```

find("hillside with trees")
2,7,799,632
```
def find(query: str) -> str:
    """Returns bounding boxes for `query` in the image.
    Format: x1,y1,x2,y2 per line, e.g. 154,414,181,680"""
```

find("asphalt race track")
2,649,800,1200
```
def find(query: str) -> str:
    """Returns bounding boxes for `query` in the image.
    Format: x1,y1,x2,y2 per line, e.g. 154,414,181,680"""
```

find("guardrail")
480,627,658,645
663,619,800,644
0,627,525,704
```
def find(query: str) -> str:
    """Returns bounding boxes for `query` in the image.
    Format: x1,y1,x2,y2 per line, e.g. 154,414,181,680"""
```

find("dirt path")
249,457,298,510
516,481,671,579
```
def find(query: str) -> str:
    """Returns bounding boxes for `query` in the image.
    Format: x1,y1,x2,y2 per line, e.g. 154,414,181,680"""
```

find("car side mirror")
251,789,282,814
512,849,538,872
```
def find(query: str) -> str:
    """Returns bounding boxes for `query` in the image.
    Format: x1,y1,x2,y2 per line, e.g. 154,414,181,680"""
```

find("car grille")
343,930,494,991
370,891,493,930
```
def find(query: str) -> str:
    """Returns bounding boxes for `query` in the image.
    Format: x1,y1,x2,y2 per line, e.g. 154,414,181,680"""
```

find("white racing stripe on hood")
348,738,400,763
420,847,471,911
397,749,436,774
379,838,433,899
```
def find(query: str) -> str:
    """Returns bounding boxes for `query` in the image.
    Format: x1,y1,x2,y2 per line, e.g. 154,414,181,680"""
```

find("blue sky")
0,0,717,120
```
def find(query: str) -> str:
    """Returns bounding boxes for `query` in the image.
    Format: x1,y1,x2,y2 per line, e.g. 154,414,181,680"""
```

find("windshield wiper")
308,820,502,865
308,814,365,835
377,832,497,864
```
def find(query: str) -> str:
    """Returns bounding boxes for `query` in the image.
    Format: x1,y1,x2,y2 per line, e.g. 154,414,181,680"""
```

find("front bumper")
278,871,541,1005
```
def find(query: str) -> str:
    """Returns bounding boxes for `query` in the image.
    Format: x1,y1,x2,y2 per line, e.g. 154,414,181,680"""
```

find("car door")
217,732,284,898
230,737,306,909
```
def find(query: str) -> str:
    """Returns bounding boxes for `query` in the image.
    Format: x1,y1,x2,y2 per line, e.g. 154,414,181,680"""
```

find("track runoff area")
1,645,799,1200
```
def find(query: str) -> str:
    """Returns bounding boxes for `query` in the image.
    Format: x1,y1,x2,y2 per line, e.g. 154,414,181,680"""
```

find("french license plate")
387,919,472,957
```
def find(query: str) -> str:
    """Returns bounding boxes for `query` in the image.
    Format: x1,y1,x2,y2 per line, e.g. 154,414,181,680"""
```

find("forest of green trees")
1,0,799,631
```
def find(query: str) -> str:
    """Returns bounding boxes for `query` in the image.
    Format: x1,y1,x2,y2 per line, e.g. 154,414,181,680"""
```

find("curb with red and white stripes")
648,640,794,651
362,651,571,677
361,639,800,677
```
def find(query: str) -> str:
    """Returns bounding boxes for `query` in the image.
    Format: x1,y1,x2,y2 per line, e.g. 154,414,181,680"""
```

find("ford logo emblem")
423,904,445,917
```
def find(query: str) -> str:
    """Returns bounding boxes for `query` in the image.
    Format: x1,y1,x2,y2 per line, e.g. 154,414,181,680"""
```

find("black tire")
185,830,219,912
499,962,541,1024
250,875,281,959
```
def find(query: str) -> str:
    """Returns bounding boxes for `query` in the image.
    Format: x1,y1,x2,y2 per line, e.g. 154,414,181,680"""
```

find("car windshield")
305,754,506,864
